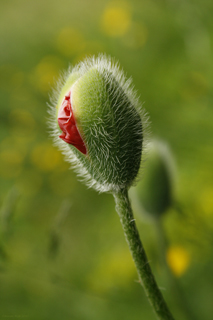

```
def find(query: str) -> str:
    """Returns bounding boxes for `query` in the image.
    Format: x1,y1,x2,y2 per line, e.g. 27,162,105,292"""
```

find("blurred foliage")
0,0,213,319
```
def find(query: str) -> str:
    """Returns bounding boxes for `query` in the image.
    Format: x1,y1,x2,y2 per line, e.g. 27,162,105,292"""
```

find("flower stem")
113,188,175,320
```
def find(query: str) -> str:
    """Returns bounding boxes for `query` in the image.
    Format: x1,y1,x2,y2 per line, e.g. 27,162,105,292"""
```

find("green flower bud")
130,140,175,219
49,55,147,192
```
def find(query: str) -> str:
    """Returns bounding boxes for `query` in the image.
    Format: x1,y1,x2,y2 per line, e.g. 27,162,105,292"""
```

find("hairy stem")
113,188,175,320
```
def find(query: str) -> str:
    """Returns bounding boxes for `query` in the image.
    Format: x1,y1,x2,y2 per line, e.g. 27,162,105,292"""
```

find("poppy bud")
49,55,147,192
130,140,175,219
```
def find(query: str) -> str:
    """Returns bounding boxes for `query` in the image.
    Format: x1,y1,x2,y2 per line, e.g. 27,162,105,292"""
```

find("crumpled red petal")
58,91,87,154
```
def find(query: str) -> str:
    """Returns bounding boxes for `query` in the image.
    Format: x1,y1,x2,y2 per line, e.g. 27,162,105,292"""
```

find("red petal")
58,91,87,154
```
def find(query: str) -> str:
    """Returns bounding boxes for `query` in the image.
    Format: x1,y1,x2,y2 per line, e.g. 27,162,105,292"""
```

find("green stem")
113,188,175,320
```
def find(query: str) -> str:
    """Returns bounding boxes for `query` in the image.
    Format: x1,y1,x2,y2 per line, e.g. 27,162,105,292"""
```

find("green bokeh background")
0,0,213,319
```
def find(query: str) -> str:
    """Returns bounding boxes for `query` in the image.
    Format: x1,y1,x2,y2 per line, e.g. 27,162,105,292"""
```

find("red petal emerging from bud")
58,91,87,154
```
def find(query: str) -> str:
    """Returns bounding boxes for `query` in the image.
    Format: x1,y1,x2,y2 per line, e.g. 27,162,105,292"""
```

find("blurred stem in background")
48,199,71,259
130,139,198,320
154,217,198,320
0,187,19,235
0,187,19,264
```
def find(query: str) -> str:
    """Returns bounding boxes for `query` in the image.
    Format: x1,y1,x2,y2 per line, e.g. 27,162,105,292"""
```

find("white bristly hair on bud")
48,54,150,193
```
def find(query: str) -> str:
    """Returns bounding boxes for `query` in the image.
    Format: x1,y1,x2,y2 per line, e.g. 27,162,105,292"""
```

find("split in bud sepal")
49,55,148,192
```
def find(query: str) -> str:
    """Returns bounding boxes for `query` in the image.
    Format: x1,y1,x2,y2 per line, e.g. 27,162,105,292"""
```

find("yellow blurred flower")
31,143,63,172
166,246,190,277
101,1,132,37
32,55,64,93
198,187,213,217
56,27,85,57
87,247,136,293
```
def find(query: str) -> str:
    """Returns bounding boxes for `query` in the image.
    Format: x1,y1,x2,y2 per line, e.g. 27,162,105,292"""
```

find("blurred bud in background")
130,141,196,318
130,139,176,221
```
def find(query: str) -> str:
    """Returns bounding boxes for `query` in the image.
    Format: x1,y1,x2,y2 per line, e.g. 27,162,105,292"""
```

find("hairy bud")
49,55,148,192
